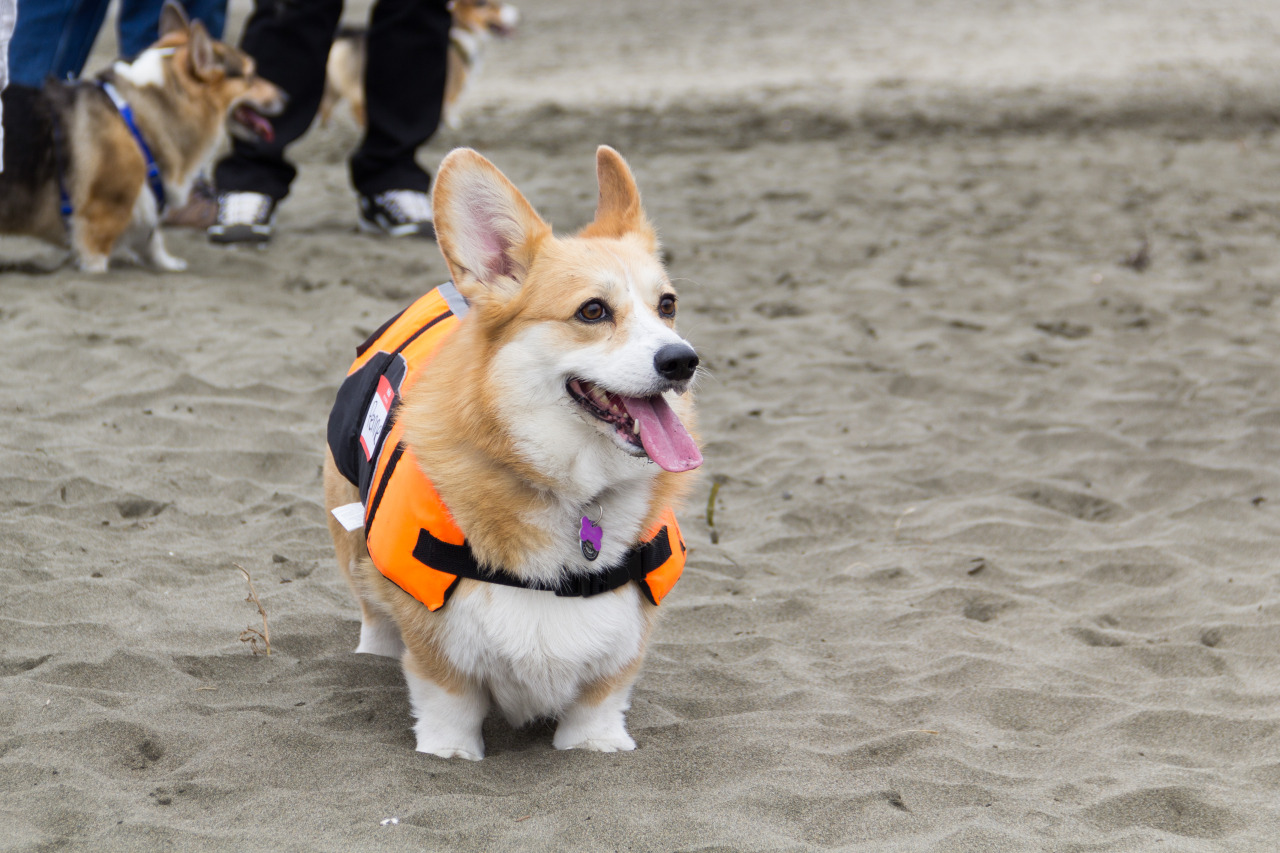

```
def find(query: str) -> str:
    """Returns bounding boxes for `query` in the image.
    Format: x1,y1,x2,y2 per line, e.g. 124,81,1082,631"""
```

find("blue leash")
57,81,168,223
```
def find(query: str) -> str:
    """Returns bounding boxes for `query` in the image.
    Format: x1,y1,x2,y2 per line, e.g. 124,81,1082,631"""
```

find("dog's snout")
654,343,699,382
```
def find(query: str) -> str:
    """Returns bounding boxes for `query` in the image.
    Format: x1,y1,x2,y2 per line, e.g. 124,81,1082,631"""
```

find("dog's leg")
355,598,405,658
76,251,110,274
71,208,127,273
403,653,487,760
141,228,188,272
318,80,338,127
554,663,641,752
322,450,405,655
71,155,146,273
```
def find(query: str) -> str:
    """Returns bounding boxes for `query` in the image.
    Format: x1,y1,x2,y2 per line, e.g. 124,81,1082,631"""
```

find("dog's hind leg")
324,449,406,657
318,80,338,127
355,598,405,657
71,200,134,273
70,143,146,272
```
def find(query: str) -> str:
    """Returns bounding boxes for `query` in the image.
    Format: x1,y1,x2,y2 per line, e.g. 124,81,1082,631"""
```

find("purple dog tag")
580,516,603,561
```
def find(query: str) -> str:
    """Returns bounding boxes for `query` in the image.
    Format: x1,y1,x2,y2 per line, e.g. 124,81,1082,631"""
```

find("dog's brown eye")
576,299,610,323
658,294,677,318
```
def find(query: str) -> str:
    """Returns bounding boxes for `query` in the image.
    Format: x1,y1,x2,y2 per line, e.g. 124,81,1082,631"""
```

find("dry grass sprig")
706,479,724,544
234,563,271,656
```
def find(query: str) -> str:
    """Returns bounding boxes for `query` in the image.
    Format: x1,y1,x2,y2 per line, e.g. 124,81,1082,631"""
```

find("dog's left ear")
578,146,657,251
433,148,551,305
188,20,217,79
159,1,190,37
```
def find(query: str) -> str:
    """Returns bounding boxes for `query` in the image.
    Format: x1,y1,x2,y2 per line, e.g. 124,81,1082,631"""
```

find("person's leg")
213,0,342,201
0,0,13,172
182,0,226,39
350,0,450,197
8,0,110,87
117,0,227,59
116,0,162,58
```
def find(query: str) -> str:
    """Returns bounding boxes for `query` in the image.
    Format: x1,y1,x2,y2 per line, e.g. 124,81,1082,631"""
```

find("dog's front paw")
415,732,485,761
404,666,487,761
553,715,636,752
554,684,638,752
554,731,637,753
154,254,188,272
417,737,481,758
77,255,109,274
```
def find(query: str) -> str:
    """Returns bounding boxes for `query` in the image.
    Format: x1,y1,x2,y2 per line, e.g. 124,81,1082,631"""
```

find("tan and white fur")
319,0,519,131
323,146,699,759
0,2,283,272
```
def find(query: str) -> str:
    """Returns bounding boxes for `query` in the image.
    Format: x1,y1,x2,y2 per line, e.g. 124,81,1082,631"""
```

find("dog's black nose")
654,344,699,382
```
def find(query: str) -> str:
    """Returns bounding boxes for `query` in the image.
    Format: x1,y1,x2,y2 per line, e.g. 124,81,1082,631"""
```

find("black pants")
214,0,450,201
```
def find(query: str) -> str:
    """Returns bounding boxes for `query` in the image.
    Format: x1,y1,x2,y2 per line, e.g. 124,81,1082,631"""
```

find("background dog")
0,2,282,272
319,0,519,131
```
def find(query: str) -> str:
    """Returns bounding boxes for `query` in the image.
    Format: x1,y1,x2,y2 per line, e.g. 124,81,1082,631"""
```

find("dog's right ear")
159,1,190,37
432,148,550,304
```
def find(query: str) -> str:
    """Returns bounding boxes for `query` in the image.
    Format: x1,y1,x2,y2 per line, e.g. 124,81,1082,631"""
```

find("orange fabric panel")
347,288,454,376
366,440,466,611
642,509,686,605
355,289,465,611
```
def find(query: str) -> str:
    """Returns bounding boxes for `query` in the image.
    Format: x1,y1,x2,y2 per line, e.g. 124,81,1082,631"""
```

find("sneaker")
358,190,435,239
208,191,276,244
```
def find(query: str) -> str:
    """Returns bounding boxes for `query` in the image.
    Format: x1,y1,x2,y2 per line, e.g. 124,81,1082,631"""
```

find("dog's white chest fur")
439,583,645,724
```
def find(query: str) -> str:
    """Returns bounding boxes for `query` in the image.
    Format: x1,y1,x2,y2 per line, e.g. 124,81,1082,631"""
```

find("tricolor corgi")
0,2,283,272
323,146,702,759
319,0,519,131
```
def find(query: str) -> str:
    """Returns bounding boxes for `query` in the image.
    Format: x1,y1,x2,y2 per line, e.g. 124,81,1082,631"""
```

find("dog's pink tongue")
621,394,703,473
235,107,275,143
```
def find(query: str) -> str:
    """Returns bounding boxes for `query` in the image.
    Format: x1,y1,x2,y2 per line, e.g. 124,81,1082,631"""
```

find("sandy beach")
4,0,1280,849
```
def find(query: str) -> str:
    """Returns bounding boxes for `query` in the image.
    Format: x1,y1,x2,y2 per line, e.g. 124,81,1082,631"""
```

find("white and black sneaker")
208,191,277,245
358,190,435,239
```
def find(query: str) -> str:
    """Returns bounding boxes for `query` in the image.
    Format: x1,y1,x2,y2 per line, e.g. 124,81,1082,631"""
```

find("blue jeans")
9,0,225,87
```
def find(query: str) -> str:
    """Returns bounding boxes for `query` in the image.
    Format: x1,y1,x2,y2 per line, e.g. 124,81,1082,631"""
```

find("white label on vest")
359,375,396,460
331,502,366,531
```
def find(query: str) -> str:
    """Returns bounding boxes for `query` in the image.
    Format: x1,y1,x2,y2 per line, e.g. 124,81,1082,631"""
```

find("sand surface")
4,0,1280,849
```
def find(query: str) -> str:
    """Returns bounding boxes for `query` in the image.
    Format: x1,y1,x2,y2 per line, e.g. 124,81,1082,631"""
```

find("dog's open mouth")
567,379,702,473
229,105,276,143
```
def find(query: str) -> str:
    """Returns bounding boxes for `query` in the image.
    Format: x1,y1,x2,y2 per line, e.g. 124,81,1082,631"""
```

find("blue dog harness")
100,81,167,215
57,80,167,222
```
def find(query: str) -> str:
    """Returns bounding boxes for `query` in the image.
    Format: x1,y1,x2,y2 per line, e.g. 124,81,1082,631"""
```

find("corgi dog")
319,0,519,131
0,2,283,272
323,146,703,759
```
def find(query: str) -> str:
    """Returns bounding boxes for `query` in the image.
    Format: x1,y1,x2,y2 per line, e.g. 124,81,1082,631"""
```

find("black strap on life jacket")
327,306,454,500
411,525,678,604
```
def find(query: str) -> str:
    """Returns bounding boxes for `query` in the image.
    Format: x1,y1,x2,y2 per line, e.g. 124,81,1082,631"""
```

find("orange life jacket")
327,282,687,612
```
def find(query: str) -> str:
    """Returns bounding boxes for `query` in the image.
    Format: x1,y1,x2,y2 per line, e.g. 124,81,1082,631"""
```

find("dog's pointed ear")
433,148,551,304
188,20,217,79
159,1,190,37
578,145,656,250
